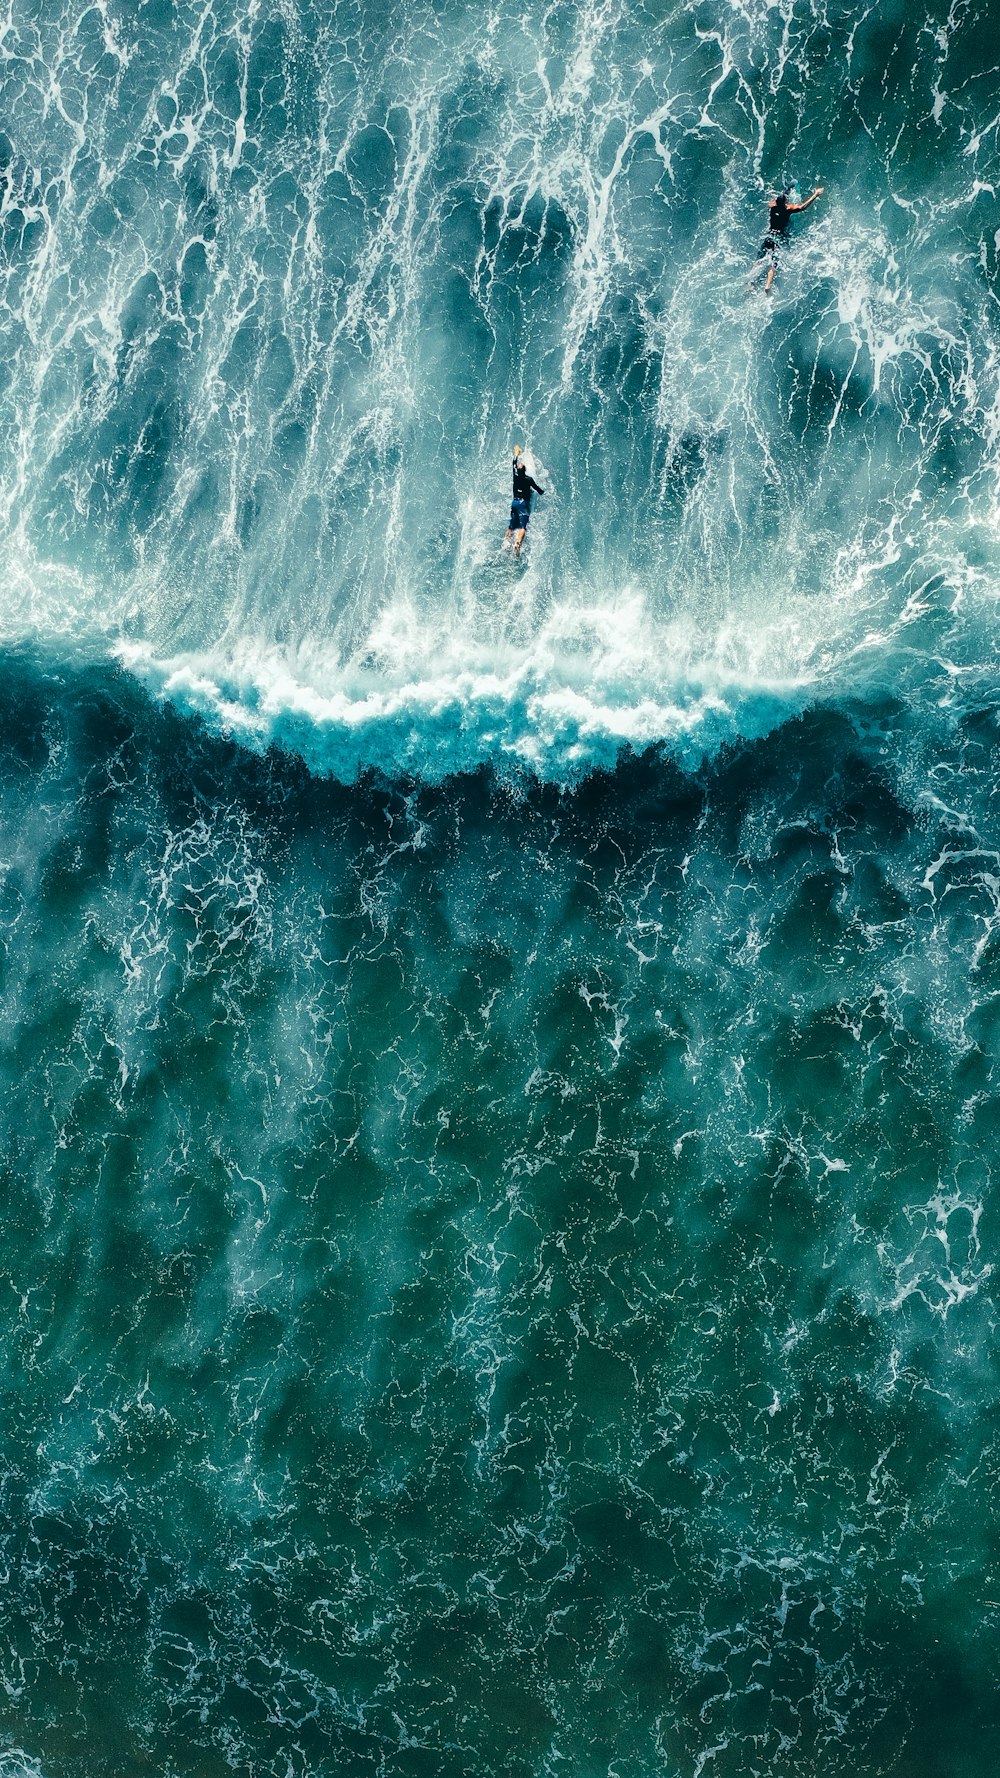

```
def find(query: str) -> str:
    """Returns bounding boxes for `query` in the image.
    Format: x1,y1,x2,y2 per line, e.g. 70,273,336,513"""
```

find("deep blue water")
1,0,1000,1773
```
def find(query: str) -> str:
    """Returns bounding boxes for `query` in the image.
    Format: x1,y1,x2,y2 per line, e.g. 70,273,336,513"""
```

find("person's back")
769,191,791,235
512,454,543,507
769,184,824,237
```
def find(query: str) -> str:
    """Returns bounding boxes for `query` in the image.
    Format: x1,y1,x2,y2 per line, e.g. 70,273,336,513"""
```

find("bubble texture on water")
1,0,999,776
2,0,1000,1773
0,653,998,1775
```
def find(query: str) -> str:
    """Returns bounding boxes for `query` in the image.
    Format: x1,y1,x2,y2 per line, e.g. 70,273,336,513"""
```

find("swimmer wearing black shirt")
756,185,825,291
504,445,546,557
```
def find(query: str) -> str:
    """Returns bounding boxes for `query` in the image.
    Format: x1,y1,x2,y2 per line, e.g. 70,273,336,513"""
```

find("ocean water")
1,0,1000,1772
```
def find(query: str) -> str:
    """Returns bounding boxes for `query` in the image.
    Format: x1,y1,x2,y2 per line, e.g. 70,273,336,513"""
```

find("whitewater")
2,0,999,778
3,3,1000,1777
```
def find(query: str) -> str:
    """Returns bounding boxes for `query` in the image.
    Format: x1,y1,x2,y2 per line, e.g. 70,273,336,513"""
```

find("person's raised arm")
788,186,824,214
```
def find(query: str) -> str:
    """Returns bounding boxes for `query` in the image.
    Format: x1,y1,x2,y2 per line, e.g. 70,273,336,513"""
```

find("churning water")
1,0,1000,1773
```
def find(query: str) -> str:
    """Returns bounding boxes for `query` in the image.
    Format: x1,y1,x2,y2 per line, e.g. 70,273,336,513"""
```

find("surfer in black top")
505,445,546,556
755,185,824,291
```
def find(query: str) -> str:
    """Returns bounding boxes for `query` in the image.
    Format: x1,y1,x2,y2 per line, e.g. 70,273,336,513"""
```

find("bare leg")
503,528,514,550
765,261,775,292
513,528,526,557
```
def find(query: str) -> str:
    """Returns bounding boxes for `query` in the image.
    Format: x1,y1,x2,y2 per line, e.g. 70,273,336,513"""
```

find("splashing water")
1,0,999,777
3,4,1000,1777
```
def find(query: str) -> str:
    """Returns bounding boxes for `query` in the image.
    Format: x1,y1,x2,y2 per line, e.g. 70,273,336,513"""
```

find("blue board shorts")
509,497,530,531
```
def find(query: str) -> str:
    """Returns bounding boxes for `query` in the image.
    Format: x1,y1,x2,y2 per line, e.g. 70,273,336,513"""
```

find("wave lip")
117,633,811,784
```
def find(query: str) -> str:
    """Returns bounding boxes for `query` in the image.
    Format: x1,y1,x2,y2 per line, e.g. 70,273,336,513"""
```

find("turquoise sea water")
2,0,1000,1773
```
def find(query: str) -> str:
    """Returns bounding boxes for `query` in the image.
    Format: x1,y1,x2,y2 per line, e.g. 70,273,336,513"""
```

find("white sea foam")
118,617,809,782
0,1754,47,1778
0,0,998,788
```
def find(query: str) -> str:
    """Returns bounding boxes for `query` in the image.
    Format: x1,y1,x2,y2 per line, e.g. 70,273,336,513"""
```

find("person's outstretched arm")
528,475,546,495
788,186,824,214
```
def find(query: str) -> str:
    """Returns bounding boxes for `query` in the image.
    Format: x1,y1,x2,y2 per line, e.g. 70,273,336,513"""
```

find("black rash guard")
513,457,545,509
769,193,791,236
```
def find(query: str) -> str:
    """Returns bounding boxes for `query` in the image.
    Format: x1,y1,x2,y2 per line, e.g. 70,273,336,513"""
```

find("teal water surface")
1,0,1000,1770
1,656,999,1776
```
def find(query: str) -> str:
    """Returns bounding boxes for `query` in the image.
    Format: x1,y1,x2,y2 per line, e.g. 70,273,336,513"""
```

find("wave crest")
119,605,808,782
